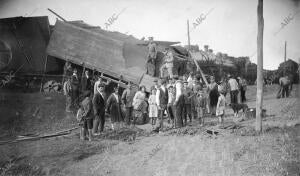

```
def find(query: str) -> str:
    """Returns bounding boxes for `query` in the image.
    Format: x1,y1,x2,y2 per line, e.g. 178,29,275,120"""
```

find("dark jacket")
81,76,92,92
106,93,124,122
183,87,193,104
71,75,79,91
158,87,168,108
121,88,136,107
92,92,106,116
81,96,93,120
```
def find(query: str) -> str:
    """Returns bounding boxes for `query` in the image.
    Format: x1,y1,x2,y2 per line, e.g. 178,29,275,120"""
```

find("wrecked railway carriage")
0,17,192,91
46,20,191,90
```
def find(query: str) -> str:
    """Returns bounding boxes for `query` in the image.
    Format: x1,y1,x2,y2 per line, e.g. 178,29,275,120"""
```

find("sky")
0,0,299,70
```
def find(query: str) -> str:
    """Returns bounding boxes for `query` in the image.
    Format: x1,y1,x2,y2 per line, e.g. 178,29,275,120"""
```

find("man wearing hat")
146,37,157,77
160,47,174,79
71,68,80,108
183,80,193,125
92,82,106,135
153,78,169,132
63,76,72,112
121,82,136,126
228,74,239,104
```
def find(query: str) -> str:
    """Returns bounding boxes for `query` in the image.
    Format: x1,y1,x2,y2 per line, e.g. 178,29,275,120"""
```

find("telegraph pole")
187,20,191,50
284,41,287,75
256,0,264,132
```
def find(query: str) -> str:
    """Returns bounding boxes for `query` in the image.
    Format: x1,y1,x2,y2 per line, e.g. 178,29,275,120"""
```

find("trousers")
93,113,105,133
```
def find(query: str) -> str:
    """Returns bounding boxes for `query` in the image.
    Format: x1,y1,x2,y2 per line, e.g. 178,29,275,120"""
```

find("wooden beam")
256,0,264,132
190,54,209,87
47,8,68,22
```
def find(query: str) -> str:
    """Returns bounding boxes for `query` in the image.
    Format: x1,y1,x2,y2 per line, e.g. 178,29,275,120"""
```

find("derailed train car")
46,20,190,90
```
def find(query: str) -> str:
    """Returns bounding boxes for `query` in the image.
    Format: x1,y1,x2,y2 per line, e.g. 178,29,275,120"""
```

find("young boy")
193,88,207,126
216,92,226,124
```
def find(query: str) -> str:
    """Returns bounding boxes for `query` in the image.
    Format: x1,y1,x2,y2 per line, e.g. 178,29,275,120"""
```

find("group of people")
63,65,151,141
63,60,249,140
147,73,248,132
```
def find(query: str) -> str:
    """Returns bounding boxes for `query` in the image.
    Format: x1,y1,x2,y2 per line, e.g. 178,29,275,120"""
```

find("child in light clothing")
148,89,158,127
216,92,226,124
193,89,207,126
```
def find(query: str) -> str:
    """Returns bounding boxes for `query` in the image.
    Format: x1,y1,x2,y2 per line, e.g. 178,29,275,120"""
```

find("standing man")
81,70,92,95
183,81,193,125
93,76,103,95
146,37,157,77
63,77,72,112
92,83,106,135
228,74,239,104
160,47,174,79
174,78,185,128
167,85,176,127
238,76,247,102
153,78,168,132
121,82,136,126
71,69,80,108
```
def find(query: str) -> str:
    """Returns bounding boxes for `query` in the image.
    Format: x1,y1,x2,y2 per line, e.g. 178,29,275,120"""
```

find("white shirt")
175,80,183,103
97,89,104,99
113,93,119,103
228,78,239,91
156,86,166,107
94,80,101,94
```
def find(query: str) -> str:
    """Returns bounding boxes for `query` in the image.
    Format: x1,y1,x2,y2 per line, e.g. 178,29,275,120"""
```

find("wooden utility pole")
256,0,264,132
187,20,191,50
284,41,287,75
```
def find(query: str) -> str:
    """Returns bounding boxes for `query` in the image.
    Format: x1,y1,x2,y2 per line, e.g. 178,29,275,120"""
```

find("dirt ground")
0,84,299,176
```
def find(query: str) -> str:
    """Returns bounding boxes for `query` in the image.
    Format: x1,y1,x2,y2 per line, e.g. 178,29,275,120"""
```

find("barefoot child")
216,92,226,124
148,88,158,127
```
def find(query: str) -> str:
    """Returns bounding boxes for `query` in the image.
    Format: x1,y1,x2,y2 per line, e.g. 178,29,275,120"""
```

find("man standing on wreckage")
146,37,157,77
